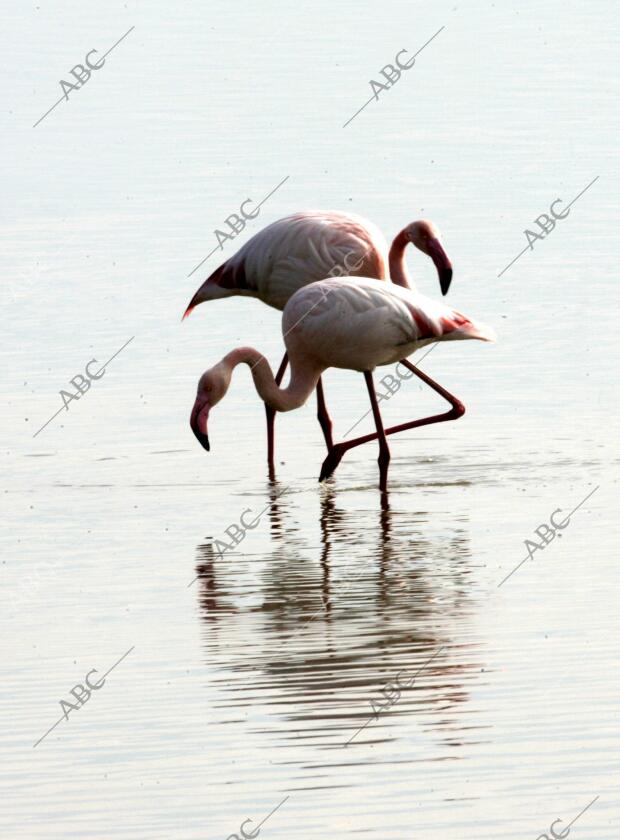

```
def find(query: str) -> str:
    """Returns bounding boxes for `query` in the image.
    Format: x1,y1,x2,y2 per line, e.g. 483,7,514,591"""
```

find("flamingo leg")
364,371,391,492
316,377,334,452
266,352,289,475
318,359,465,482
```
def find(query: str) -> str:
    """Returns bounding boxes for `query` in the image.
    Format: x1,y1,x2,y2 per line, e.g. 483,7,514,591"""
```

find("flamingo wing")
331,279,496,345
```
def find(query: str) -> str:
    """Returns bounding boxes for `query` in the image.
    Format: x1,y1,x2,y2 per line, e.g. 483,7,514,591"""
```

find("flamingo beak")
190,398,210,452
427,238,453,296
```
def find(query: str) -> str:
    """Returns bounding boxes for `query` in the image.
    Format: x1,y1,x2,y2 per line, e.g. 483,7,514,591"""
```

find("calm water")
2,1,618,838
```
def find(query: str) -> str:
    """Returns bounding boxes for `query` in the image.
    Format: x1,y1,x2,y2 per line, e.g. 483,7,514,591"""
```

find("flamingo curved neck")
388,230,414,290
224,347,319,412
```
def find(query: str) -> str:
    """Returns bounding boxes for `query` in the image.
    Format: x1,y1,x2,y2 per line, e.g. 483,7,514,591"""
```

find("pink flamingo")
183,211,452,475
190,277,495,491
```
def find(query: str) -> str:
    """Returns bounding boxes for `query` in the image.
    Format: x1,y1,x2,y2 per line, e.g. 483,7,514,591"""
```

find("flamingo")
189,277,495,491
183,211,453,475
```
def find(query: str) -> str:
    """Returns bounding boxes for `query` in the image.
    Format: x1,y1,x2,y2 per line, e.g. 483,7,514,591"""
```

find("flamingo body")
184,211,389,315
282,278,493,379
283,277,494,379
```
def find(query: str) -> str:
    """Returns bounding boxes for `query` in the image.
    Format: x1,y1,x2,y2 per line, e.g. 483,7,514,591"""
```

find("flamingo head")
405,220,453,296
190,363,232,452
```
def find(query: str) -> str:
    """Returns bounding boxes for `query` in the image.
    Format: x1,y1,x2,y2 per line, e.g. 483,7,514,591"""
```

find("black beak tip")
192,428,210,452
440,268,453,296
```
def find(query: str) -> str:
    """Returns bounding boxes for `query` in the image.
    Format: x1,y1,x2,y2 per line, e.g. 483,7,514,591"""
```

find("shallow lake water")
2,1,618,838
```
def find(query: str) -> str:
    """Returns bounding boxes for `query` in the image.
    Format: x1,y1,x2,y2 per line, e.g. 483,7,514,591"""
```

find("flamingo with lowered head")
183,210,453,476
190,276,495,491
